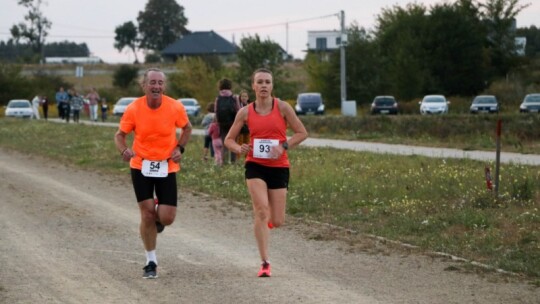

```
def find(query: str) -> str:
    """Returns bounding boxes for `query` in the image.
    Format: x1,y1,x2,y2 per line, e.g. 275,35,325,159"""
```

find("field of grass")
0,118,538,280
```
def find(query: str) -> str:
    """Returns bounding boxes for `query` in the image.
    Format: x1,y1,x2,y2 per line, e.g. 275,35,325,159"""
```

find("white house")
307,30,342,51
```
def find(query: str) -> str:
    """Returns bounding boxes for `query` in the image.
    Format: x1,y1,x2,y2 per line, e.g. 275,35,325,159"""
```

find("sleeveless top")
245,98,289,168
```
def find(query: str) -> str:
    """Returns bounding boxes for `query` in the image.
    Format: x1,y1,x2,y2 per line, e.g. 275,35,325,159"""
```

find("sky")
1,0,539,63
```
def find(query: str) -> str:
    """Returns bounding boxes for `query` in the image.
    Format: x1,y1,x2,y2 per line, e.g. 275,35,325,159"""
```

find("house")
161,31,238,62
307,30,343,51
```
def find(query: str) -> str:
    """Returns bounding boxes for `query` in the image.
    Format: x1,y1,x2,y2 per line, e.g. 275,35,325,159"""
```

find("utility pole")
339,10,346,102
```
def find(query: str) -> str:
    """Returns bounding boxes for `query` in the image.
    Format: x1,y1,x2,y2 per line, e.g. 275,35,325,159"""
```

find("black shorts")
245,162,289,189
130,169,178,206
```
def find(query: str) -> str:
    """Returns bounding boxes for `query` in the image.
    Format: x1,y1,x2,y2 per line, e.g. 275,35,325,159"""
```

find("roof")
161,31,237,57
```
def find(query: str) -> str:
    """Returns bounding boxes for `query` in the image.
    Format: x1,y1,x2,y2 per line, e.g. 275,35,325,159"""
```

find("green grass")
0,119,539,278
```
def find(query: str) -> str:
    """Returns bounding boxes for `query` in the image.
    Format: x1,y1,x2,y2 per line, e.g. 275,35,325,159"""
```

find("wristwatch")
177,144,185,154
282,142,289,150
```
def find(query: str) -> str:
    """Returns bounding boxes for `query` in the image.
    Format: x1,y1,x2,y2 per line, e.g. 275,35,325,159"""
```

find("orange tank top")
245,98,289,168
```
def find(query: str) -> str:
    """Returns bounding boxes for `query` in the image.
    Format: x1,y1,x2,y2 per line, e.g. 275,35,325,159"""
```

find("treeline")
0,40,90,63
306,2,540,108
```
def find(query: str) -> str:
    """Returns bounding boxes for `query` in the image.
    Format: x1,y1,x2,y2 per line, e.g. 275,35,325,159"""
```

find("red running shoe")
257,261,271,277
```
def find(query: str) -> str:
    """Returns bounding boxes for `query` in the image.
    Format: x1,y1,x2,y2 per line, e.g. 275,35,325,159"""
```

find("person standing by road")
214,78,240,164
31,95,41,120
41,95,49,120
55,87,68,119
86,87,100,122
224,68,308,277
114,67,192,279
235,89,251,160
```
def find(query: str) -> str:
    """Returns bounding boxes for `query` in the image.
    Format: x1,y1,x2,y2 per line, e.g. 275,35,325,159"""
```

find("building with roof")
161,31,238,62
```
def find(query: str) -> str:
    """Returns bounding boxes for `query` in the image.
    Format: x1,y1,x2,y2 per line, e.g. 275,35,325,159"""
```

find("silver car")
112,97,137,116
470,95,499,114
419,95,449,115
177,98,201,116
519,93,540,113
5,99,33,118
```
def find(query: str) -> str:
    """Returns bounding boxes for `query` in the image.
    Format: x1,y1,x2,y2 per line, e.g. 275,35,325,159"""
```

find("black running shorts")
130,169,178,206
245,161,289,189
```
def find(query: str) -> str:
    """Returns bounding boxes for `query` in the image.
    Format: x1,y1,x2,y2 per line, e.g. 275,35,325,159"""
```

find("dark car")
295,93,325,115
370,96,399,115
470,95,499,114
519,93,540,113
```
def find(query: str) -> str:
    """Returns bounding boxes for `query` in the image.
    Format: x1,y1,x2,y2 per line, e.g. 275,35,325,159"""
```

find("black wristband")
177,145,185,154
282,142,289,150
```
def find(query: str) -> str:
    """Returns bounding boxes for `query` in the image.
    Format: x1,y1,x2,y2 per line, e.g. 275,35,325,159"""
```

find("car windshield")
424,96,445,103
181,100,196,106
375,98,396,105
473,97,496,104
299,95,322,103
524,95,540,103
8,101,30,108
117,98,134,106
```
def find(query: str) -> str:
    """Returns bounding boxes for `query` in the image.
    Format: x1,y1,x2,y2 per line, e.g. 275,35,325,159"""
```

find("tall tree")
479,0,530,77
10,0,51,62
137,0,189,52
425,0,487,95
114,21,140,63
236,34,284,85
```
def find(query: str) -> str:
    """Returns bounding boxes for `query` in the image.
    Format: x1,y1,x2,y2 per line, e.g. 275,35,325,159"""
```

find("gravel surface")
0,148,538,303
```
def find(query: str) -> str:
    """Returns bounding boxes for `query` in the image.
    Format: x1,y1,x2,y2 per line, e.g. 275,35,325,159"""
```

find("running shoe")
257,261,271,277
156,221,165,233
143,261,158,279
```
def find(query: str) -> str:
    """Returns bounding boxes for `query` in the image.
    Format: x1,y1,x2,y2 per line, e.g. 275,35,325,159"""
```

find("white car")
519,93,540,113
5,99,33,118
419,95,450,115
178,98,201,116
112,97,137,116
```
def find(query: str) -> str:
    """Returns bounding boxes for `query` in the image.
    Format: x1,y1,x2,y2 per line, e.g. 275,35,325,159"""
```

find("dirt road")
0,148,537,303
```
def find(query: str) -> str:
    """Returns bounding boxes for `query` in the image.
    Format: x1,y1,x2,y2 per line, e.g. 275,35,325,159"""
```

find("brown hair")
251,68,273,84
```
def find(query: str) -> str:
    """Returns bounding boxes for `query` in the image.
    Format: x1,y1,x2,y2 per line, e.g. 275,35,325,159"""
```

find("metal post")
494,119,501,197
340,10,346,102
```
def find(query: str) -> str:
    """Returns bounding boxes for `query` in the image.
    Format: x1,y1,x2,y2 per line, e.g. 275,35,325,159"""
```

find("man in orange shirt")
114,68,192,279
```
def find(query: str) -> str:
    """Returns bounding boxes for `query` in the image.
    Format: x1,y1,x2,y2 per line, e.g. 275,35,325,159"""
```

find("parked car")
112,97,136,116
177,98,201,116
470,95,499,114
519,93,540,113
4,99,33,118
370,96,399,115
295,92,325,115
419,95,449,115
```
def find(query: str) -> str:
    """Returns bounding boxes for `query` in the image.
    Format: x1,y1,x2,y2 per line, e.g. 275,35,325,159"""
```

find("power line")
213,13,339,32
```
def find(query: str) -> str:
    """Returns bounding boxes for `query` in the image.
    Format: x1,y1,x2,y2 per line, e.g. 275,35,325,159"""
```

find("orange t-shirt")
120,95,189,172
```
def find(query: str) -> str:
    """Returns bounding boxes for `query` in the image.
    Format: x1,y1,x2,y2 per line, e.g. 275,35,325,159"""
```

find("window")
336,37,341,46
316,38,327,50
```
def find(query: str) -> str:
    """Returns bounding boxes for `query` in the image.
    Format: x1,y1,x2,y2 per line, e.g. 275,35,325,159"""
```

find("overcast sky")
1,0,538,63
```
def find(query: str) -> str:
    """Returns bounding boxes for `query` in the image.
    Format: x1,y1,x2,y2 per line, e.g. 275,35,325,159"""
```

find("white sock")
146,250,157,265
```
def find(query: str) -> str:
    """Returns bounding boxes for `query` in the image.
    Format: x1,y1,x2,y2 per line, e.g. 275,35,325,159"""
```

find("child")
101,98,108,122
207,117,223,166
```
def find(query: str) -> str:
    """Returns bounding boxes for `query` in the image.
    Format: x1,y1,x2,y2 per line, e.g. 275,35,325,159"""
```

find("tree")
235,34,299,99
10,0,51,62
424,0,487,95
168,57,218,110
479,0,530,77
137,0,189,52
113,65,140,89
114,21,140,63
